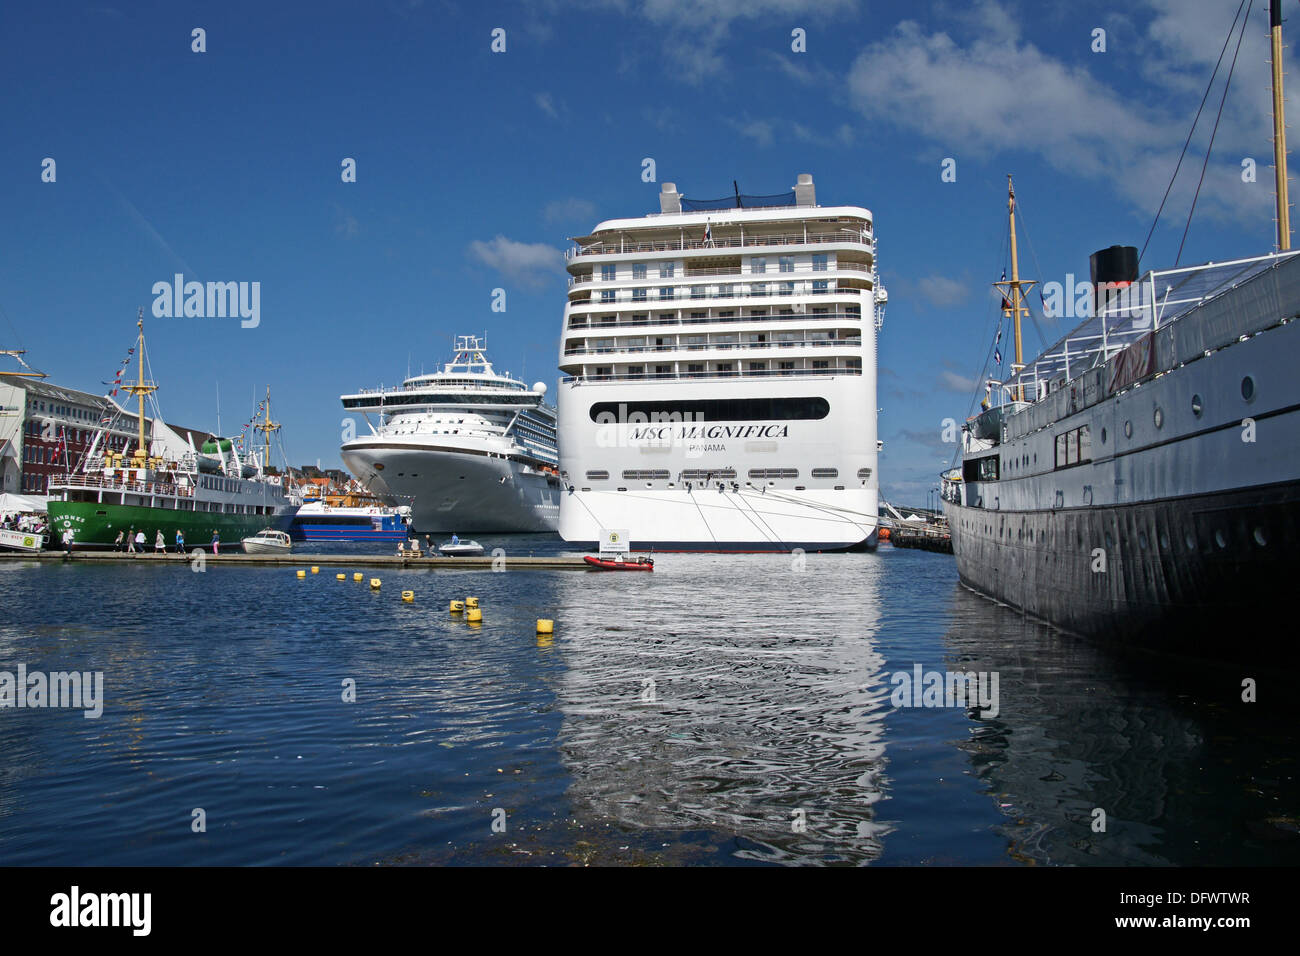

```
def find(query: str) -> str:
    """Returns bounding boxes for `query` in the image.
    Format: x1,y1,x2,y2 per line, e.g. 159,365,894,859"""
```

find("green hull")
47,500,295,551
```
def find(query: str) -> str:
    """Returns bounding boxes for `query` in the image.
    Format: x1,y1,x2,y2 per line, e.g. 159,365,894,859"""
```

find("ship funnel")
659,182,681,214
1089,245,1138,318
794,173,816,207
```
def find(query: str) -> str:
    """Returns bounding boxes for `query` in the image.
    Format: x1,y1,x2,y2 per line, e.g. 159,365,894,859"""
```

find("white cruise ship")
557,174,886,551
339,337,560,533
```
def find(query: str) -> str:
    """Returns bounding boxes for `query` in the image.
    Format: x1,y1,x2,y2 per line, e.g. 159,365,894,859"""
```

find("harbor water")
1,540,1296,866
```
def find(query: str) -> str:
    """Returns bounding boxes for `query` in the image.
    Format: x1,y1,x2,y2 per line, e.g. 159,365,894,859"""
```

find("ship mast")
0,350,46,378
1271,0,1291,251
121,308,156,466
252,385,280,473
993,176,1035,402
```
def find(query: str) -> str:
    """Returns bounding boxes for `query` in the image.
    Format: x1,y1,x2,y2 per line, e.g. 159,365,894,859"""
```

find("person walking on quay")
62,528,74,555
175,529,185,553
114,530,124,551
126,527,136,553
211,531,220,555
134,529,146,555
425,534,433,552
154,530,165,554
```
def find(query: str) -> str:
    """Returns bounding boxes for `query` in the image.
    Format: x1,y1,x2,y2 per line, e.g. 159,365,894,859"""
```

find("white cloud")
937,368,978,393
543,197,598,224
466,236,566,288
844,0,1281,230
535,91,560,119
916,275,969,308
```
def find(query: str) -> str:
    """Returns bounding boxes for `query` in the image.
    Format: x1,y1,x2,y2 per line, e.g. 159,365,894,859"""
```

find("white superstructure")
340,337,560,533
557,175,885,550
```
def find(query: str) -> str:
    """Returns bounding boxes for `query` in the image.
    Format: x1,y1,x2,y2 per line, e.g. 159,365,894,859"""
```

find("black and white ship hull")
945,250,1300,666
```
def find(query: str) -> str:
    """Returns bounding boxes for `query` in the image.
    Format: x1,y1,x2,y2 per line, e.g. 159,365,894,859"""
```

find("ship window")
585,470,609,480
751,257,767,274
1241,376,1255,402
1153,406,1164,429
748,468,798,479
622,470,670,480
1191,394,1203,417
857,468,872,479
681,469,737,480
633,263,647,279
811,468,838,478
601,265,616,281
659,263,675,278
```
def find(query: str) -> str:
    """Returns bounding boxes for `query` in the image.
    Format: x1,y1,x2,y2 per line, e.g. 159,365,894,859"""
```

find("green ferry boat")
47,315,299,550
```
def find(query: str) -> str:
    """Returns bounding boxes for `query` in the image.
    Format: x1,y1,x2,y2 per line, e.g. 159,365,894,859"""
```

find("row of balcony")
570,285,866,307
568,309,861,330
566,231,872,259
563,337,863,356
562,365,863,384
568,261,872,286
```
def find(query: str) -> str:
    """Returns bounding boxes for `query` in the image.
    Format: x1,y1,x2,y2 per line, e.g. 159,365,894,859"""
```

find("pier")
0,551,591,570
888,528,954,554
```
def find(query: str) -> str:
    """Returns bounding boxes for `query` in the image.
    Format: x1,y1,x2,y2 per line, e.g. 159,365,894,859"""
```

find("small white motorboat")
438,539,484,556
241,529,292,554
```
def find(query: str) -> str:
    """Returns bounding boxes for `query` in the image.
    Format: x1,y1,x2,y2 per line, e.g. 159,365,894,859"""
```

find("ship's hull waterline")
340,443,560,534
946,479,1300,664
47,501,295,550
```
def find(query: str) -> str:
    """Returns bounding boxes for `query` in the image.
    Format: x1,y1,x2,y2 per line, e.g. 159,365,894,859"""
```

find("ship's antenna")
993,177,1036,403
1271,0,1291,250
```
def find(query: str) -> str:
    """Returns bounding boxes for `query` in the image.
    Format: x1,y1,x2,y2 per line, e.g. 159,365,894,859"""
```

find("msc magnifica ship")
340,337,560,533
557,174,887,551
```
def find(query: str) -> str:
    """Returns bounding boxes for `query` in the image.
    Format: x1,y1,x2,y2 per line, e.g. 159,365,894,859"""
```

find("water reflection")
942,583,1300,865
552,554,892,864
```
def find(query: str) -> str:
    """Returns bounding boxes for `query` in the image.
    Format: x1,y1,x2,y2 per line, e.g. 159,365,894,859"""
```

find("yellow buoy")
311,566,319,574
449,600,464,613
536,619,554,634
353,572,363,582
402,590,414,603
336,573,346,580
465,597,479,608
467,607,482,623
296,569,306,578
370,578,381,590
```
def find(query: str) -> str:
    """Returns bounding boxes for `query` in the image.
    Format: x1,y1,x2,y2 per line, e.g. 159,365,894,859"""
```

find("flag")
703,222,712,243
994,347,1003,365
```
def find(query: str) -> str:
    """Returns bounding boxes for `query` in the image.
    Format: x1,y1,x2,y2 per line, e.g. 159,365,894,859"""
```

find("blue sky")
0,0,1289,504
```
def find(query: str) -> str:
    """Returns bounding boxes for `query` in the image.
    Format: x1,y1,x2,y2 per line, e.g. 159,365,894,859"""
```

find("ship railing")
50,473,195,498
570,286,865,306
990,250,1300,439
566,231,872,259
567,262,872,286
566,310,863,330
561,366,862,384
564,337,862,356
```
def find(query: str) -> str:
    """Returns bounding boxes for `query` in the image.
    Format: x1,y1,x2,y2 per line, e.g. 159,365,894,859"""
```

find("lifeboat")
584,555,654,571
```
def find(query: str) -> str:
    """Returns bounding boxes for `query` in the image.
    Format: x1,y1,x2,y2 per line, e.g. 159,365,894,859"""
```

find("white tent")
0,492,49,514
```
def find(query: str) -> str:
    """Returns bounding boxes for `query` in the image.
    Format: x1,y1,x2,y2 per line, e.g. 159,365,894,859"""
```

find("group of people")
111,528,219,554
1,513,46,535
396,534,440,556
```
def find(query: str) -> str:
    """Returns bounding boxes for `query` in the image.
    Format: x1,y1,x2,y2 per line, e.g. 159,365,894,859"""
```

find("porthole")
1138,531,1148,550
1241,376,1256,402
1105,531,1113,549
1159,532,1169,551
1253,526,1267,547
1214,529,1228,549
1123,420,1133,438
1185,532,1196,551
1191,394,1203,417
1153,407,1163,429
1100,427,1107,444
